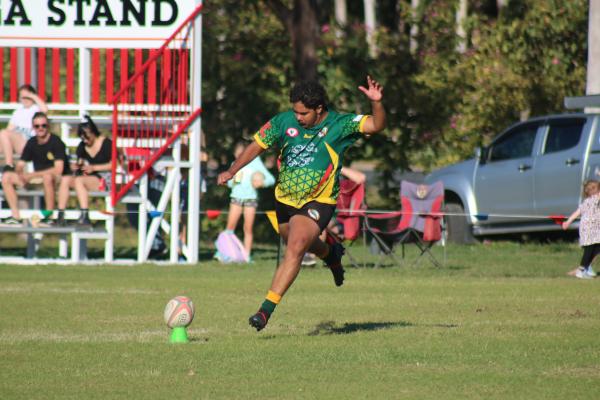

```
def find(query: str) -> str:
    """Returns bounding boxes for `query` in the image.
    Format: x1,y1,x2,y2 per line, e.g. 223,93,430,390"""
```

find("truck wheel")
444,202,476,244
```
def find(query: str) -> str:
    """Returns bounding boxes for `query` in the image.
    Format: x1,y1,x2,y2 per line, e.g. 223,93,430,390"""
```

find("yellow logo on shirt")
47,152,55,161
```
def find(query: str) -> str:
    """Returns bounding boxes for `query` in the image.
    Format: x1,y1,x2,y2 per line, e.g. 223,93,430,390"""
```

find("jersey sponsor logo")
303,134,314,139
318,127,328,137
286,127,299,137
307,208,320,221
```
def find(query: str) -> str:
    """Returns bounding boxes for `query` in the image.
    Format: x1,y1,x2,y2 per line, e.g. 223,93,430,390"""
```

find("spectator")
0,84,48,171
126,169,168,259
1,112,69,225
563,179,600,279
57,116,112,227
223,141,275,260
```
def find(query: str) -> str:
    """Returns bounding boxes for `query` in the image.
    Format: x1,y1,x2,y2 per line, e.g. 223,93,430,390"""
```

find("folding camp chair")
365,181,445,268
325,180,367,268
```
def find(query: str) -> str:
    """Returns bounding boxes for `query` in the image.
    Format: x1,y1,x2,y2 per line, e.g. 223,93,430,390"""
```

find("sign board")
0,0,198,48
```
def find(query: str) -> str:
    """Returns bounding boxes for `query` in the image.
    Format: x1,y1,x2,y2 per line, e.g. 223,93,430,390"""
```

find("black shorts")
275,200,336,231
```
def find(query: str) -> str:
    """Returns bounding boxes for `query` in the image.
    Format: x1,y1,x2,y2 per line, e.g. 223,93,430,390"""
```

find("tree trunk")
335,0,347,27
265,0,319,82
409,0,420,54
364,0,377,57
587,0,600,95
455,0,468,53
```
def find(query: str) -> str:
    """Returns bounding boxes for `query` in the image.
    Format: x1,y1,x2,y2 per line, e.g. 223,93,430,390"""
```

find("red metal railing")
0,47,164,104
110,5,203,206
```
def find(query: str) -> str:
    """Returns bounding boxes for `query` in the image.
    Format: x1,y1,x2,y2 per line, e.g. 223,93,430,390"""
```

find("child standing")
562,180,600,279
223,142,275,260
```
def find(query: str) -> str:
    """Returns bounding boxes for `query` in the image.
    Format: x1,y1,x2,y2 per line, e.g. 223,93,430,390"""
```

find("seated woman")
57,116,112,227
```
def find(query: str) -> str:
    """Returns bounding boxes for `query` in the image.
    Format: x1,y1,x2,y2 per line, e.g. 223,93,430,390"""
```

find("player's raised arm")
358,75,386,135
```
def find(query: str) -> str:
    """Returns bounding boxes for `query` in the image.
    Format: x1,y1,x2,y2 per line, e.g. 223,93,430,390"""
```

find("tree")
264,0,320,81
363,0,377,57
455,0,468,53
587,0,600,98
335,0,347,28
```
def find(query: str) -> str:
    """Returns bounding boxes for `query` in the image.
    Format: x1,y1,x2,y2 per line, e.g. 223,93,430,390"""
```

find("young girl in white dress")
563,180,600,279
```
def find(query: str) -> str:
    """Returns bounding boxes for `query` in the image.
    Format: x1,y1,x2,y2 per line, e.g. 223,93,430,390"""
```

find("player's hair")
78,115,101,137
18,84,37,94
582,180,600,198
32,111,48,123
289,81,328,110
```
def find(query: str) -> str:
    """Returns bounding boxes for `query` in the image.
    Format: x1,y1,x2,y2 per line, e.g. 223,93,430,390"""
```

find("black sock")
322,244,336,265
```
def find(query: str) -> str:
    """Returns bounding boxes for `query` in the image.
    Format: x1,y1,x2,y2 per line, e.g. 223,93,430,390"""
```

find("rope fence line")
91,208,570,225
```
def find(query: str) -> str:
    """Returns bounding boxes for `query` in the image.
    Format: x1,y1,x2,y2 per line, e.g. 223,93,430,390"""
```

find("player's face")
32,117,49,139
292,102,323,128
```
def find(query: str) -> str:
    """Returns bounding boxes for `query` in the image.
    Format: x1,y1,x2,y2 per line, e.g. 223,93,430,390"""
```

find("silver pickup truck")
425,113,600,243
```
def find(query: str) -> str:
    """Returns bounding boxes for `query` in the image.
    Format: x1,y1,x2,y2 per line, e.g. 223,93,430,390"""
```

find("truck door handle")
565,158,580,166
518,164,531,172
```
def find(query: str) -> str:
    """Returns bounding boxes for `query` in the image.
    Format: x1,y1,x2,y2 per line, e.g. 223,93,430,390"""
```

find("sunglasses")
33,123,48,129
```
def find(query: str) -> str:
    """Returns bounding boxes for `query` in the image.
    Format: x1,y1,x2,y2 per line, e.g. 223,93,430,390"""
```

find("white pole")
187,1,203,264
170,138,181,263
78,48,90,118
105,194,114,262
138,174,148,262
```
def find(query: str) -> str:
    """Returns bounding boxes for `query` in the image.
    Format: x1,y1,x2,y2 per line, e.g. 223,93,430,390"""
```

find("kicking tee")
254,109,369,208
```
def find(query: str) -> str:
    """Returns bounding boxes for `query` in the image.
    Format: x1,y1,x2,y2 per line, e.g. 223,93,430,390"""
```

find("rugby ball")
164,296,195,328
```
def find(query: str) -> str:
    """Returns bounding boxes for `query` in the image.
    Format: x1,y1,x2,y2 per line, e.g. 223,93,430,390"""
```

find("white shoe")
301,253,317,266
585,267,597,278
575,268,592,279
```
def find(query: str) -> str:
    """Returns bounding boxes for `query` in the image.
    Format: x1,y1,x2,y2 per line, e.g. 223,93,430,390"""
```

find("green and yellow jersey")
254,109,369,208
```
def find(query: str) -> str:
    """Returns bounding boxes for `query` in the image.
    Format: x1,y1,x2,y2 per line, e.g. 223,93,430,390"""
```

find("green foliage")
411,0,588,168
200,0,589,207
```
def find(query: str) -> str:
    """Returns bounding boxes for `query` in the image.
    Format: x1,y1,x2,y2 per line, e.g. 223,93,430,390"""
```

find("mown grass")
1,242,599,399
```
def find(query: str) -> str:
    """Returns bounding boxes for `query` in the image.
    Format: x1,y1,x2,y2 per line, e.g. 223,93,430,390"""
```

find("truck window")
543,119,585,154
488,124,538,162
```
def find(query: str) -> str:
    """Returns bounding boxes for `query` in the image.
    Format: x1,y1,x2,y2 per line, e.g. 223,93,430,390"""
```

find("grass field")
1,242,600,399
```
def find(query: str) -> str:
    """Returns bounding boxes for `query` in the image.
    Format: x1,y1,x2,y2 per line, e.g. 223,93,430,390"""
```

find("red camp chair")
325,180,367,268
365,181,445,268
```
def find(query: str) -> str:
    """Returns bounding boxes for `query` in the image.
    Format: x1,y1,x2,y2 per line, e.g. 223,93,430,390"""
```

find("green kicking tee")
253,109,369,209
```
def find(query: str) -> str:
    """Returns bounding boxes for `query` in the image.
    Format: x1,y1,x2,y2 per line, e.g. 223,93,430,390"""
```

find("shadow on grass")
308,320,412,335
308,320,458,336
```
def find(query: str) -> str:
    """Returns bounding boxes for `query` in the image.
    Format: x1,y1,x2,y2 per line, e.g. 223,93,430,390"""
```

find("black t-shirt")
21,134,71,174
76,137,112,165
